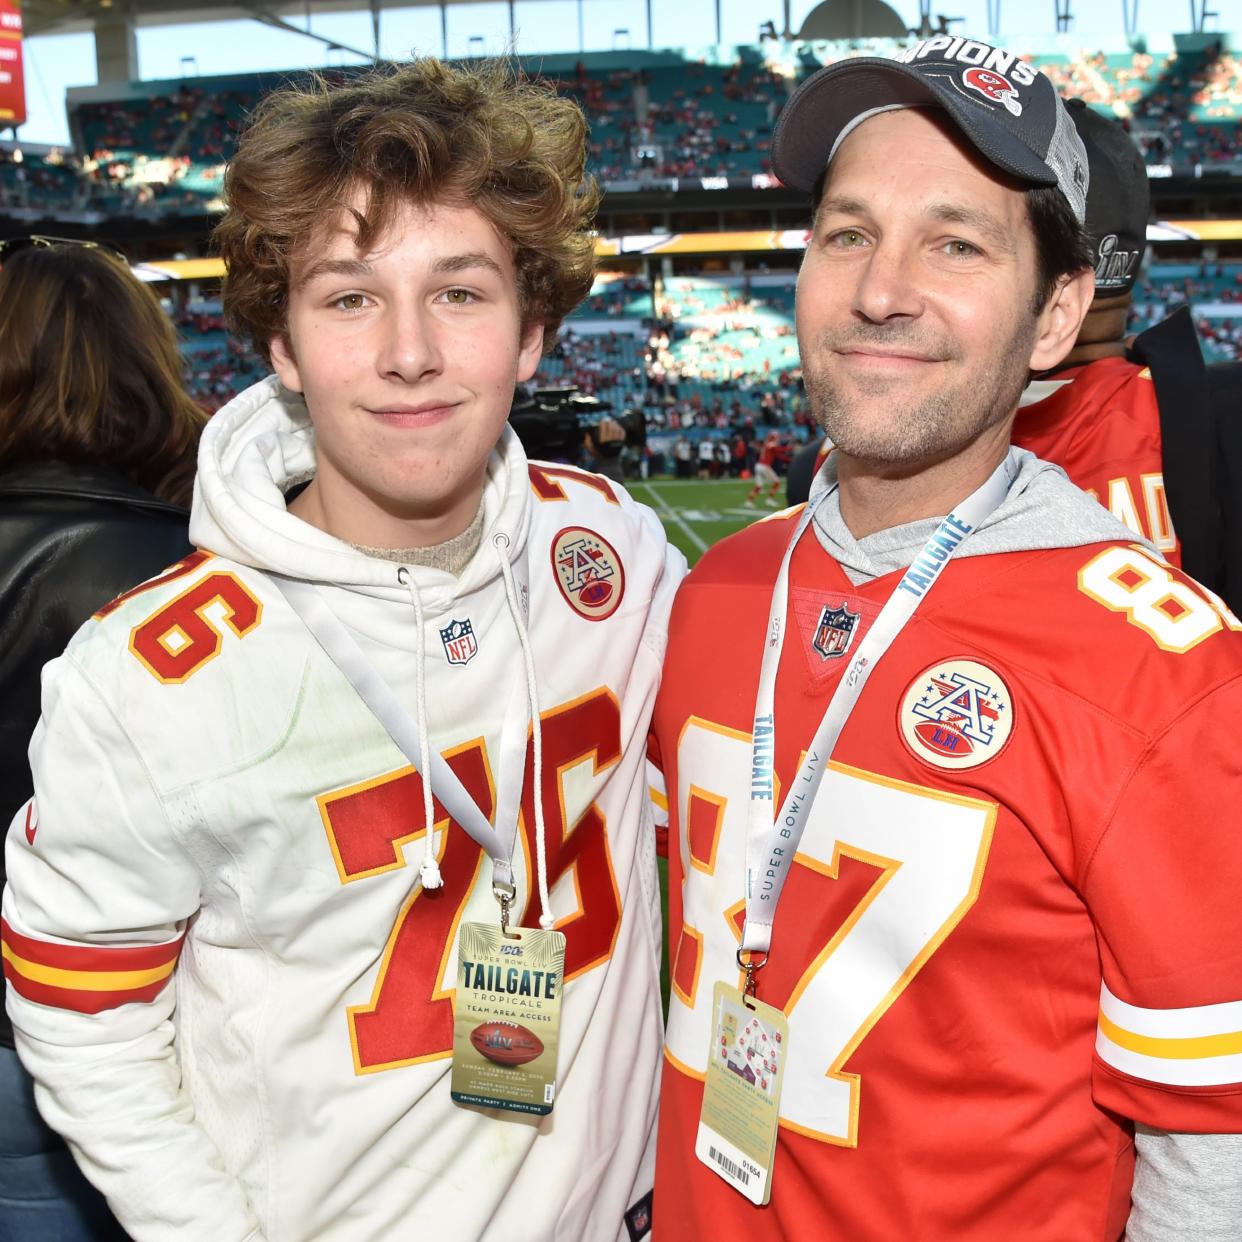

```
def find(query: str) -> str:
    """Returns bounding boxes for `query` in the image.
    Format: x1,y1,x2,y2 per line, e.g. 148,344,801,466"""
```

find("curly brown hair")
0,244,206,507
215,58,599,363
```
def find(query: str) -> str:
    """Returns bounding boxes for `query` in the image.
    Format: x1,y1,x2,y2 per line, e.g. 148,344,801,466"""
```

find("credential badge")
440,617,478,666
812,602,860,661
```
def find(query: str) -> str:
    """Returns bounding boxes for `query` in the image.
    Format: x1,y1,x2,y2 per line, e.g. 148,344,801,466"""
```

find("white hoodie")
3,377,686,1242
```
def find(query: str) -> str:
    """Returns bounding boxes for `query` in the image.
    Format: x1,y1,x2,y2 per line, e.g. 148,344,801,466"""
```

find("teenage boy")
653,39,1242,1241
3,61,683,1241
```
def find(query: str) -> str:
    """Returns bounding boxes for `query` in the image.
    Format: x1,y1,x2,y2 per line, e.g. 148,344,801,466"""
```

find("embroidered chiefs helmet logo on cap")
962,67,1023,116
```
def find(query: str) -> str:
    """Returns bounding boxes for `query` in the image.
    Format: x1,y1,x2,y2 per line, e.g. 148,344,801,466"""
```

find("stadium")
5,2,1242,1238
3,0,1240,563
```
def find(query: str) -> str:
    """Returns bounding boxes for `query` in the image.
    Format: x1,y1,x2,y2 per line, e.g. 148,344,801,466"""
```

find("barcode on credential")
709,1145,749,1185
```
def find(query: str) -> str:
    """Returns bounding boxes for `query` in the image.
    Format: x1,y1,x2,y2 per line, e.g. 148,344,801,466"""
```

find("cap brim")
772,58,1058,195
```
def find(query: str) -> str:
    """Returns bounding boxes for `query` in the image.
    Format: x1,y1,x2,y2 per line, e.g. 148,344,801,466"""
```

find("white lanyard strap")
272,575,516,891
742,451,1019,956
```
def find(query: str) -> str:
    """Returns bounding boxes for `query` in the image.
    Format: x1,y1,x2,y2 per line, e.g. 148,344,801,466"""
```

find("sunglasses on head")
0,235,128,267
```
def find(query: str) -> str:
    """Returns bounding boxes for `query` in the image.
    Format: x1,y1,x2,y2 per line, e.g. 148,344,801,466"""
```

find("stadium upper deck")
2,33,1240,219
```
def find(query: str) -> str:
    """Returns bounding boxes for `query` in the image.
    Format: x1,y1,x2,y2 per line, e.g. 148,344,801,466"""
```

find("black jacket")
0,461,192,1048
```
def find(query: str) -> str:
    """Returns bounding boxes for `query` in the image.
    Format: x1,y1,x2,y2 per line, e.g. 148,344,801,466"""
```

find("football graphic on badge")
899,658,1014,770
470,1021,544,1067
551,527,625,621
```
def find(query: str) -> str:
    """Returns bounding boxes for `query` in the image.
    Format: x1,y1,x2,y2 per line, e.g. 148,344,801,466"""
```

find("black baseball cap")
772,36,1089,224
1064,97,1148,297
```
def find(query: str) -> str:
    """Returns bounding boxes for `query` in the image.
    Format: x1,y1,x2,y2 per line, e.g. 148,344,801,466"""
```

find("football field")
624,477,784,566
619,477,786,1008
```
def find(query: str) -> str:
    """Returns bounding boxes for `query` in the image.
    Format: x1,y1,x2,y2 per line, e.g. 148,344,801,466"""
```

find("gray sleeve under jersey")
1127,1127,1242,1241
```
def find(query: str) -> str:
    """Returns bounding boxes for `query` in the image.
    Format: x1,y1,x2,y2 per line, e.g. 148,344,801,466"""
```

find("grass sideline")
621,476,792,1011
624,476,788,567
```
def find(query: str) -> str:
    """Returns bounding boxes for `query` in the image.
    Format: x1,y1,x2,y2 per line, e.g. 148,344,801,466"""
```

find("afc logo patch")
962,67,1022,116
439,618,478,666
899,658,1014,770
551,527,625,621
812,602,859,661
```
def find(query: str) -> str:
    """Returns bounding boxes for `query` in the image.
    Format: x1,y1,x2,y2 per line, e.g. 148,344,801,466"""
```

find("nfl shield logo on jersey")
812,602,859,661
440,618,478,666
899,659,1014,770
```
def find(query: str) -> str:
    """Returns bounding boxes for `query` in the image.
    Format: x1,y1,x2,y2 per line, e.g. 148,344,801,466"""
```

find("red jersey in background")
1014,357,1179,565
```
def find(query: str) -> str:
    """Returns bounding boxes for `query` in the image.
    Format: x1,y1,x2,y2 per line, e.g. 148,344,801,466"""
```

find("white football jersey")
3,377,685,1242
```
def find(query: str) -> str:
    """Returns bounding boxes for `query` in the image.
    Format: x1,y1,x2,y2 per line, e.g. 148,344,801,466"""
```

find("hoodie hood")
190,375,533,610
811,447,1149,586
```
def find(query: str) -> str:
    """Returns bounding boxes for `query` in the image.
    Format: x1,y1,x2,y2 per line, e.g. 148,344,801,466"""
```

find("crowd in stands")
1132,261,1242,361
5,37,1240,217
164,258,1242,458
13,38,1229,452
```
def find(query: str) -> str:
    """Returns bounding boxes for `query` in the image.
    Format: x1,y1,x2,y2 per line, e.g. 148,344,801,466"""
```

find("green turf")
624,477,788,567
621,477,789,1011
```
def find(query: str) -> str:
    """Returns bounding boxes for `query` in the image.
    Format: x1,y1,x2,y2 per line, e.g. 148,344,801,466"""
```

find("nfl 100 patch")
898,658,1014,770
440,618,478,666
812,602,860,661
550,527,625,622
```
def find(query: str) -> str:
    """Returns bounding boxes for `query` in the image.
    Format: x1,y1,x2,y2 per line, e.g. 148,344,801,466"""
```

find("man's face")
796,108,1065,467
271,195,543,540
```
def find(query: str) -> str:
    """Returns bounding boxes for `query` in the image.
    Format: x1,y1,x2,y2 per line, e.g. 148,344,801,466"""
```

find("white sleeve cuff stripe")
1101,980,1242,1040
1096,1031,1242,1087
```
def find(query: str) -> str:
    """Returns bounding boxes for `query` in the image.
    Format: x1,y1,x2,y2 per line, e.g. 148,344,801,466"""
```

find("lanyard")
272,575,527,894
740,451,1019,971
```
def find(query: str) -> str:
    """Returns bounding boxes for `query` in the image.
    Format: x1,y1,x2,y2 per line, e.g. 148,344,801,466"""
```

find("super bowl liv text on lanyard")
696,450,1018,1204
273,574,567,1117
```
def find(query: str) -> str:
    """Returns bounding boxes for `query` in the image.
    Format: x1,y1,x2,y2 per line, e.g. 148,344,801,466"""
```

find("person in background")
0,238,205,1242
745,431,784,506
1012,99,1180,564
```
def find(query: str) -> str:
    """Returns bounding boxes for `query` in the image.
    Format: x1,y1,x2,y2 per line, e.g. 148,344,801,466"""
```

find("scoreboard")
0,0,25,130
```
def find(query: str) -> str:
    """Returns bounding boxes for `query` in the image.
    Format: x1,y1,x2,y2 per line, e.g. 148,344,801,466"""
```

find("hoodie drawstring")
397,566,443,891
399,543,553,930
492,533,555,932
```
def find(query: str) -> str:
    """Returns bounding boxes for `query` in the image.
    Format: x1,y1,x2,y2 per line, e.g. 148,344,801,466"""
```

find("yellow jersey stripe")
1098,1012,1242,1061
2,941,178,993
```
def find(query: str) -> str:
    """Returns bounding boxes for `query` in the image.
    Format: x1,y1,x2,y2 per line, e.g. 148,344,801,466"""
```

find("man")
3,61,683,1241
744,432,783,506
1013,98,1182,565
789,98,1240,611
653,38,1242,1241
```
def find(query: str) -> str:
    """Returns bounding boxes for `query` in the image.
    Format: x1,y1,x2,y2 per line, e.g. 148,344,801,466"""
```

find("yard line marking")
637,483,709,554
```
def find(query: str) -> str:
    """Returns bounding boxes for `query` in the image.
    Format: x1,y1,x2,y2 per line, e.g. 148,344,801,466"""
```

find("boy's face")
272,194,543,547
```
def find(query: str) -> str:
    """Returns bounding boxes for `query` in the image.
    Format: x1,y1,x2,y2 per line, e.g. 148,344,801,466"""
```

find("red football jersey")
1013,358,1179,565
652,510,1242,1241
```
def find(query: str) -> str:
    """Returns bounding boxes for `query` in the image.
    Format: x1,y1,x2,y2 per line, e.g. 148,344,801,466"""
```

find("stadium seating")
8,36,1236,401
15,36,1228,209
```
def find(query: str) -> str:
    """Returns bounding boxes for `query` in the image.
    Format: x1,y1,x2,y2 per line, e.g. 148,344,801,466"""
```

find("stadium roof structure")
22,0,964,57
22,0,767,47
22,0,787,80
21,0,1218,52
25,1,449,52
